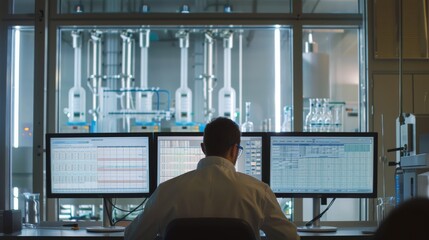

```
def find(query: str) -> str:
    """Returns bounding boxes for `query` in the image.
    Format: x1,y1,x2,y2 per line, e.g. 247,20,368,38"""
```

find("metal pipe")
203,31,215,122
104,33,120,89
139,29,150,89
137,29,153,123
238,31,243,125
119,30,135,132
121,32,127,90
89,30,103,123
222,30,233,88
178,30,189,88
398,0,405,126
71,31,82,88
120,30,134,110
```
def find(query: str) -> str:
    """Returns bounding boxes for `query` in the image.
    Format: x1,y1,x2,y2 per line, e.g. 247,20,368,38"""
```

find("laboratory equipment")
267,132,377,232
74,4,84,13
87,30,103,130
57,27,266,132
281,106,292,132
120,30,135,131
303,32,330,99
304,99,315,132
61,28,172,132
141,4,150,13
202,31,216,122
376,114,395,224
135,29,153,124
175,30,193,123
131,122,160,133
394,163,404,206
218,30,236,120
23,193,40,227
312,98,323,132
394,114,429,204
376,196,395,225
241,102,254,132
155,132,265,185
304,98,344,132
261,118,272,132
170,124,200,132
321,99,332,132
330,102,345,132
65,30,86,123
417,172,429,197
224,4,232,13
180,4,190,13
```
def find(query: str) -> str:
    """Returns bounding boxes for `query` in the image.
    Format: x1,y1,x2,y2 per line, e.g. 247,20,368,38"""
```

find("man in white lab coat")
125,117,299,240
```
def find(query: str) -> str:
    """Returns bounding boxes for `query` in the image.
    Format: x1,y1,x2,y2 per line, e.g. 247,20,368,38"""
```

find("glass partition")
302,0,360,14
58,0,292,14
302,26,365,221
2,0,369,226
8,26,35,212
13,0,369,224
10,0,35,14
303,27,360,133
55,24,293,222
56,26,293,134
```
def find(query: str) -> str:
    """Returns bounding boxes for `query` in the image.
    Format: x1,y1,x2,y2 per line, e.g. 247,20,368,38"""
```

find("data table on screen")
50,136,150,195
270,136,374,195
157,134,264,185
157,136,204,184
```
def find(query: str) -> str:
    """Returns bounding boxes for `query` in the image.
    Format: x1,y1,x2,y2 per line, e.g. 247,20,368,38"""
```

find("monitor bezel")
46,132,155,198
264,132,378,198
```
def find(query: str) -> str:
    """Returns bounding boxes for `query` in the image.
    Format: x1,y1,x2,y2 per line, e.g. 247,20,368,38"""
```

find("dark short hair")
203,117,241,157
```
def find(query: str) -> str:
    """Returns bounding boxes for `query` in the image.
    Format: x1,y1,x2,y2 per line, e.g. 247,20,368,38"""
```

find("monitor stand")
86,198,125,233
297,198,337,233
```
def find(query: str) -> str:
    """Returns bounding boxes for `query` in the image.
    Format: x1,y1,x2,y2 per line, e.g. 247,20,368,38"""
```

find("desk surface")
0,227,375,240
0,227,123,239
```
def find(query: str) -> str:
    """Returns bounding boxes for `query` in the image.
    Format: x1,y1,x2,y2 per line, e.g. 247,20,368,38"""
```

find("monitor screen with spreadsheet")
46,133,153,198
268,132,377,198
155,132,265,185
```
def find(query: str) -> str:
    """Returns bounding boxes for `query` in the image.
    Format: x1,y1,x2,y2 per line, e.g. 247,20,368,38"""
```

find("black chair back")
164,217,257,240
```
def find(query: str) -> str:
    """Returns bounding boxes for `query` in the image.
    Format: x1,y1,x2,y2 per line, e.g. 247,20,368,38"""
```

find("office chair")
164,217,257,240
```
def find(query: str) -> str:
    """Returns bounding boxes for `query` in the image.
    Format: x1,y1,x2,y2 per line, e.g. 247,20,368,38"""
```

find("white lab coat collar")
197,156,236,172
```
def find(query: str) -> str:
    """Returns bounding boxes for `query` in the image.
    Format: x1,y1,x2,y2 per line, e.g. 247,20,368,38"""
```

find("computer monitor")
155,132,265,185
268,132,377,198
46,133,153,198
266,132,377,232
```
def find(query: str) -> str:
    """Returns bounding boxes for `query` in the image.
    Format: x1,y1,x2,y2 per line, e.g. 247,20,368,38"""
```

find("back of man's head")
203,117,241,157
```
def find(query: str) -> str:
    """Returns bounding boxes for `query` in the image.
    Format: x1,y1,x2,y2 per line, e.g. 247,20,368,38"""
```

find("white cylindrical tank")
303,52,330,99
303,33,330,99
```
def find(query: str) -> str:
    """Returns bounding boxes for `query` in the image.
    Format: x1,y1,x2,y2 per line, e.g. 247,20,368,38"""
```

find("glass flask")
241,102,254,132
321,98,332,132
331,102,345,132
376,196,396,226
281,106,292,132
304,98,315,132
309,98,322,132
23,193,40,227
